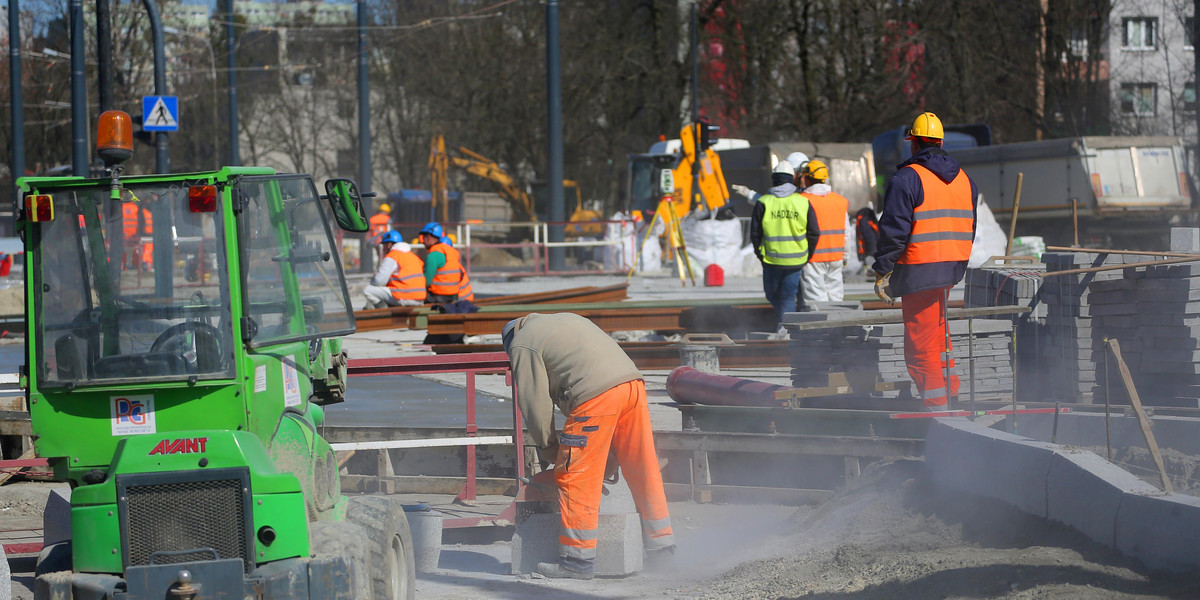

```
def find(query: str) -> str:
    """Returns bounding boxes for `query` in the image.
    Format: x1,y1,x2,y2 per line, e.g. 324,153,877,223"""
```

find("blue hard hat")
380,230,404,244
420,222,444,238
440,235,453,246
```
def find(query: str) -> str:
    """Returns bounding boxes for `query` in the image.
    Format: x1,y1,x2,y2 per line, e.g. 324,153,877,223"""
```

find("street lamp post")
164,26,220,169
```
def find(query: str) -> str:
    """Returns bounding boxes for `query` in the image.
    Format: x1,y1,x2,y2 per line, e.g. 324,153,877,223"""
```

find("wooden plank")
1107,339,1173,493
0,411,31,436
0,396,25,412
0,448,35,486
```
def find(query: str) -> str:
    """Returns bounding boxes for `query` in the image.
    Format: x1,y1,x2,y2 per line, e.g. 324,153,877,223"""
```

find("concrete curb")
925,417,1198,572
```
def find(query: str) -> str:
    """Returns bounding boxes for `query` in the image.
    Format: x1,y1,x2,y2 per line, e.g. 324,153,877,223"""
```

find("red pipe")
665,366,788,407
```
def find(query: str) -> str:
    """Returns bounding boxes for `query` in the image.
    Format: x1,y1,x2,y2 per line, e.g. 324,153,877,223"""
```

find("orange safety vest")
369,212,390,238
122,203,152,240
896,164,974,265
457,270,474,302
803,191,849,263
385,249,426,302
428,242,466,298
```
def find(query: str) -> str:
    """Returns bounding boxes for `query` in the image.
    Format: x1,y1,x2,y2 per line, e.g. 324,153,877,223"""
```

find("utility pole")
690,3,700,209
143,0,168,174
225,0,239,165
357,0,374,273
546,0,565,271
9,0,25,229
97,0,113,113
70,0,87,177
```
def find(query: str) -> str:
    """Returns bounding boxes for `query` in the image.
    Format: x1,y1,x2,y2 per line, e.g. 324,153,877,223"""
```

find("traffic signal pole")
9,0,25,219
546,0,565,271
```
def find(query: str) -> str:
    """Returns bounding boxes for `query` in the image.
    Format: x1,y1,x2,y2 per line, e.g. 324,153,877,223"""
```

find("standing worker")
368,202,392,242
362,231,426,309
418,222,474,304
798,160,851,302
502,313,675,580
750,160,820,327
873,112,978,411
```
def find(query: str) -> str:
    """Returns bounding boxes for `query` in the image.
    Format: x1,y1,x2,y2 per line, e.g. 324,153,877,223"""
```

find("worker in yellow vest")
749,160,820,326
363,231,426,309
798,160,851,302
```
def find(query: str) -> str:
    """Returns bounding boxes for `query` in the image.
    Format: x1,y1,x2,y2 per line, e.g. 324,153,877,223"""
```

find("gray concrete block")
1115,492,1200,572
925,418,1019,496
511,512,559,575
1045,450,1159,548
599,475,637,515
510,512,644,576
594,513,643,576
1170,227,1200,253
0,539,8,600
981,439,1056,518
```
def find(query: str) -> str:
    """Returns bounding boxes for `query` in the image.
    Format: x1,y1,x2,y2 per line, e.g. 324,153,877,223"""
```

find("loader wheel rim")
389,532,408,599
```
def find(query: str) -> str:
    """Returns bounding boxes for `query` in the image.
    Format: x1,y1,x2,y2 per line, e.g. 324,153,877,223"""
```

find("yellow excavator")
428,135,602,235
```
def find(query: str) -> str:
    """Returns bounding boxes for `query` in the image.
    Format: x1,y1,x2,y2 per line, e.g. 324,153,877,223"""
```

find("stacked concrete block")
1038,252,1157,402
788,319,1013,399
1091,261,1200,407
964,263,1046,393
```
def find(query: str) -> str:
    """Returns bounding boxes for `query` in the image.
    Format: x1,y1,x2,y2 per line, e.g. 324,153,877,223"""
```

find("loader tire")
346,495,416,600
308,520,371,599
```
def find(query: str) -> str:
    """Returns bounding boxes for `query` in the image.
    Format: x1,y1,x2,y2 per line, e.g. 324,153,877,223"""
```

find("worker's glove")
730,184,755,201
874,271,895,305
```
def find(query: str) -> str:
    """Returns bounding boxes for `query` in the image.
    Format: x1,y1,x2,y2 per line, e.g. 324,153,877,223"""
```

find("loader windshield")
33,181,235,386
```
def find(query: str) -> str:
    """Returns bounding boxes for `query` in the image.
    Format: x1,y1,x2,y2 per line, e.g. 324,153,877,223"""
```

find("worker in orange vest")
503,313,674,579
798,160,851,302
418,222,474,304
874,112,978,411
363,231,426,309
368,203,391,242
122,201,153,270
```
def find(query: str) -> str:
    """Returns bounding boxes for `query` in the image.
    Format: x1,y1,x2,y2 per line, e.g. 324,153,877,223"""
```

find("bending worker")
873,112,977,411
418,222,474,304
363,231,425,309
503,313,674,580
798,160,851,302
750,159,820,323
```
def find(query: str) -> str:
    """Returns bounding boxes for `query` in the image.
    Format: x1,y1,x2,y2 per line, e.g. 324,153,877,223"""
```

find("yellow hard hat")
905,112,944,141
803,160,829,183
379,203,391,213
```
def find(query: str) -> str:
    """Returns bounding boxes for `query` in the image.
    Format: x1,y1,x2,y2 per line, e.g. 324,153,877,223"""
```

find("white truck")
950,136,1194,246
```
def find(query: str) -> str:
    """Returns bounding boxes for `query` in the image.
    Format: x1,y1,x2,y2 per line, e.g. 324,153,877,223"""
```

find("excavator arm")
429,135,537,222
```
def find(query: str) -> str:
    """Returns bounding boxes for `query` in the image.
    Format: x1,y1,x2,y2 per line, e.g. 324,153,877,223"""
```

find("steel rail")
427,304,776,336
430,339,791,369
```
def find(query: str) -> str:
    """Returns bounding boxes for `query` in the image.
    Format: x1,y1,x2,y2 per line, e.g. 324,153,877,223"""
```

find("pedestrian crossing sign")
142,95,179,132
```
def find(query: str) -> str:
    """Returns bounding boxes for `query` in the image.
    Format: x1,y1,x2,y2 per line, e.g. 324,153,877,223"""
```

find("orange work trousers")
902,287,959,409
553,379,674,572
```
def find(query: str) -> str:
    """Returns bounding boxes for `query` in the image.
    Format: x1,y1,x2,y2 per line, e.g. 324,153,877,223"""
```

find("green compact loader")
16,110,415,599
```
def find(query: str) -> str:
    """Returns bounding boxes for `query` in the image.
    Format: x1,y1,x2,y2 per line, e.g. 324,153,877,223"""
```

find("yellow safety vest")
760,193,811,267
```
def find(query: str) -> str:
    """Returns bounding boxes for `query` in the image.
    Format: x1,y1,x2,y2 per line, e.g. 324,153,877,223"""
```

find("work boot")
535,561,594,580
644,545,677,572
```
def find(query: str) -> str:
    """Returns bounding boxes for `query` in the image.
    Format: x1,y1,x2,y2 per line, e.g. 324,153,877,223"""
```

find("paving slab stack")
1040,252,1159,403
1089,262,1200,407
963,259,1046,393
785,312,1014,400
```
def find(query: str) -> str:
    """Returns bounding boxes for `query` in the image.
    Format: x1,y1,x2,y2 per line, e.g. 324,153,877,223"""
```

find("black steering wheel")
150,322,226,373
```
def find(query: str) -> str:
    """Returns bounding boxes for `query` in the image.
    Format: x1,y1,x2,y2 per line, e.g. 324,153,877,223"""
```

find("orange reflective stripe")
804,192,848,263
897,164,973,265
457,275,474,302
385,250,426,301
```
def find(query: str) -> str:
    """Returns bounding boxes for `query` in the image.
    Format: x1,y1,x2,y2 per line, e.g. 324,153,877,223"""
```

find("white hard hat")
785,152,810,171
393,242,412,254
773,160,795,175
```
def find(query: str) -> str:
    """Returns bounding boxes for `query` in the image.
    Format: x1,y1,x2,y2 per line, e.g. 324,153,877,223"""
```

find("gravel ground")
6,459,1200,599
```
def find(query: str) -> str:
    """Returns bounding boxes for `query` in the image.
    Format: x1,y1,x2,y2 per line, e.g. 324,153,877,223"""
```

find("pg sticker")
282,362,302,407
111,395,157,436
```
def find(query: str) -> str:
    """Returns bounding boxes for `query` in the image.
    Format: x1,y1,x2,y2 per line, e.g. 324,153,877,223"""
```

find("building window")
1122,17,1157,50
1120,83,1156,116
1185,82,1196,112
1187,16,1195,49
1068,26,1088,58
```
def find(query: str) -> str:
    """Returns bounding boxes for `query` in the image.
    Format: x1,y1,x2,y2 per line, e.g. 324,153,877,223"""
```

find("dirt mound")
468,247,528,268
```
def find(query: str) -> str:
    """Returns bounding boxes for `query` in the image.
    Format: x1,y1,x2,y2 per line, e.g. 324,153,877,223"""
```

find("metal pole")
968,317,976,419
9,0,25,225
97,0,113,113
224,0,239,165
70,0,88,177
546,0,565,271
357,0,374,273
689,3,700,212
143,0,168,173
